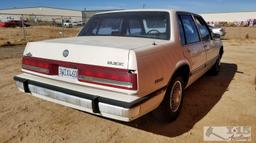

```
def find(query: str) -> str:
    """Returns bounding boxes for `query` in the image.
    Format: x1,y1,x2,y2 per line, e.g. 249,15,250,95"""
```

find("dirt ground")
0,29,255,142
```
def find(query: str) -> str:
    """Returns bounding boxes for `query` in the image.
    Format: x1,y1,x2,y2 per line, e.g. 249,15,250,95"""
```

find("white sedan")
208,25,226,36
14,9,223,122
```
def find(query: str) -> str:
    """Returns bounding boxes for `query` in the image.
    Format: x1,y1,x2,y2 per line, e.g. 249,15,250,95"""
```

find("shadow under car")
122,62,238,137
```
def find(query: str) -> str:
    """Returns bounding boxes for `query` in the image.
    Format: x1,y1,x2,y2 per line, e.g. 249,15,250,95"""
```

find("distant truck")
14,9,223,122
63,20,83,28
63,20,72,28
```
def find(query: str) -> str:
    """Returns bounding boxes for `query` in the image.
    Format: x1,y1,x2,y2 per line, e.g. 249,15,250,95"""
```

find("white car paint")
14,9,223,121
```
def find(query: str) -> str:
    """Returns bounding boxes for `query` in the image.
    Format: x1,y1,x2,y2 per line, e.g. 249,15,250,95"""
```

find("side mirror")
213,33,221,39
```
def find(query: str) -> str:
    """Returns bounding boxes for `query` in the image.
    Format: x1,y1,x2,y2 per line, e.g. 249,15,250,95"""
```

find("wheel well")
170,65,190,88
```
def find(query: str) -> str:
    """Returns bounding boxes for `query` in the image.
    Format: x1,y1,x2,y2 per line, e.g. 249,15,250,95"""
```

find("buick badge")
63,49,69,57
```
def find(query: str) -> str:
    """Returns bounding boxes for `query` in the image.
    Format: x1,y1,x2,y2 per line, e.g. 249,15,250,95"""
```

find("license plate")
58,66,78,80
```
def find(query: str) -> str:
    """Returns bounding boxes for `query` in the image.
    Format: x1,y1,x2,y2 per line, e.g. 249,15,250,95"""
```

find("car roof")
96,9,201,17
96,9,177,15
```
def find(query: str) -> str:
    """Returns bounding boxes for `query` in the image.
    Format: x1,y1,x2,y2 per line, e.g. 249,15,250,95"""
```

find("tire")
158,76,184,122
209,55,221,75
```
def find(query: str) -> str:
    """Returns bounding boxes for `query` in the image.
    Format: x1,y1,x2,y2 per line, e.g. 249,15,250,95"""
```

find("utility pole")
61,16,64,37
21,14,27,42
142,3,146,9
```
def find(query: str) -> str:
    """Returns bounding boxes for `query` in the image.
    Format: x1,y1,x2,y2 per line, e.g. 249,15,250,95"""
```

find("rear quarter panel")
134,42,184,96
134,11,190,97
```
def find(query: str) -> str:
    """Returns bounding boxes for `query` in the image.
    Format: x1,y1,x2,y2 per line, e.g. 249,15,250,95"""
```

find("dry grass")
223,27,256,40
1,26,256,47
0,26,80,47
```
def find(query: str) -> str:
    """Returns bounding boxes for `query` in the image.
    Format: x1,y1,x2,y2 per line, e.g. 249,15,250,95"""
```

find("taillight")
78,67,137,90
22,56,57,75
22,56,137,90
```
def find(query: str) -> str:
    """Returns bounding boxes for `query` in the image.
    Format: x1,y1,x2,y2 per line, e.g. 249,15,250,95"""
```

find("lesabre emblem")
63,49,69,57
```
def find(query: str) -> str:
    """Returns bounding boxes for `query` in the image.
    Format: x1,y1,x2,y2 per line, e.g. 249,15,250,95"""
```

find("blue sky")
0,0,256,13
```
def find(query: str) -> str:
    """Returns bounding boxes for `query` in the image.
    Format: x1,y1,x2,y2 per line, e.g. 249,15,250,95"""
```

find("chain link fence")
207,20,256,27
0,13,82,47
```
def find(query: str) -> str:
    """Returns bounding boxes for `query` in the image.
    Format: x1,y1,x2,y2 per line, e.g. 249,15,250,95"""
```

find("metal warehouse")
0,6,82,22
1,7,256,24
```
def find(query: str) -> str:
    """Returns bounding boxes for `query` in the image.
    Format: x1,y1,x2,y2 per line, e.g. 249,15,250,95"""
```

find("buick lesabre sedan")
14,9,223,122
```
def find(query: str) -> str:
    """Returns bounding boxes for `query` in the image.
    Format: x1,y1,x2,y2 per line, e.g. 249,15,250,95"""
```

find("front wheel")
158,76,184,122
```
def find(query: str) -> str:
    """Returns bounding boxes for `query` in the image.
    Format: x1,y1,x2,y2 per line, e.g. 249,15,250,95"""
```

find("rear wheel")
158,76,184,122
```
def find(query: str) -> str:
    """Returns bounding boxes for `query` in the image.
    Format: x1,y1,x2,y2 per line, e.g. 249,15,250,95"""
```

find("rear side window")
180,15,200,44
194,16,211,41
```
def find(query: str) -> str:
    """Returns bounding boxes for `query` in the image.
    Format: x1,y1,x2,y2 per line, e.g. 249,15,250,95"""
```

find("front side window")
79,12,170,40
180,15,200,44
194,16,211,41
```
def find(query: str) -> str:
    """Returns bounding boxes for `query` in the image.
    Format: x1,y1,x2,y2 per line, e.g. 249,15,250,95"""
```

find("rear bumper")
14,74,166,122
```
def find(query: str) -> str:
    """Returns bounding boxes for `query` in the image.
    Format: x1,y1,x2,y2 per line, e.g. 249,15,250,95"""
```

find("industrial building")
0,6,255,24
0,6,82,23
81,10,256,24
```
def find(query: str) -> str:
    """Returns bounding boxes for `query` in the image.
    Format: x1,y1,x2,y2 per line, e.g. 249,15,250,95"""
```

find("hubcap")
170,80,182,112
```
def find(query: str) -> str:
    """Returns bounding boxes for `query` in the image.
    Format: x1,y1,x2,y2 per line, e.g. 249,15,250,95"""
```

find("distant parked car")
208,25,226,36
0,21,5,27
2,20,17,27
1,20,30,27
72,21,83,26
63,20,73,28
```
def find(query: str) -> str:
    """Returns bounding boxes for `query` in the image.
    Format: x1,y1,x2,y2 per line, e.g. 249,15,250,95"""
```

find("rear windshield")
78,12,170,40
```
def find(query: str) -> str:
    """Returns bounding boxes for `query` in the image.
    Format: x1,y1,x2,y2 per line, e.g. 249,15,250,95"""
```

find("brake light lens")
22,56,57,75
78,67,137,90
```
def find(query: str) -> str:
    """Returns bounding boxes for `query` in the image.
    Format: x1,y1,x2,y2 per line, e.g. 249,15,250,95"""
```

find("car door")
193,15,219,66
178,13,207,76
